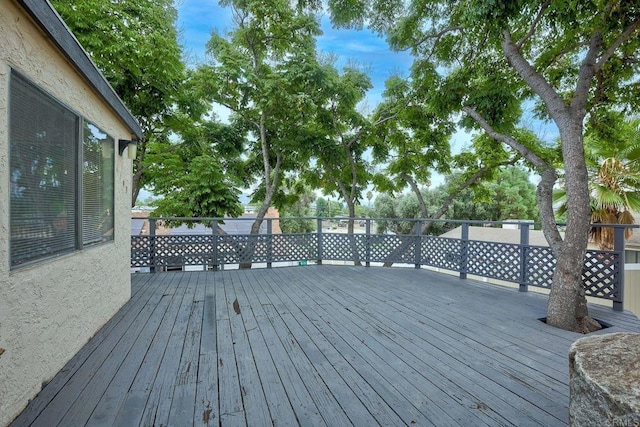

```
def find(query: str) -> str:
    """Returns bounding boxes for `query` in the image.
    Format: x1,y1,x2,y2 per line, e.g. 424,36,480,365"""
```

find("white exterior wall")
0,2,133,424
624,267,640,318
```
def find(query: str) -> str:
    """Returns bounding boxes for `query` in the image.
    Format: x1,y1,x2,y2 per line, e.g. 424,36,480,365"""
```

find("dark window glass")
82,123,114,245
625,250,639,264
10,72,78,267
9,71,116,268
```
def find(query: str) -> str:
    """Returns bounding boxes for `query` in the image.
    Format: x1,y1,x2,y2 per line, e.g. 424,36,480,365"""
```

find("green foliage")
315,197,330,217
374,166,539,234
149,155,242,225
304,64,374,218
51,0,197,205
51,0,184,117
556,115,640,248
144,120,246,225
279,185,316,233
484,167,539,221
371,72,454,195
200,0,330,230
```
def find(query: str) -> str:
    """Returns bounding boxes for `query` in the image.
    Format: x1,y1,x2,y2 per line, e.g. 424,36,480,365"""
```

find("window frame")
9,69,116,269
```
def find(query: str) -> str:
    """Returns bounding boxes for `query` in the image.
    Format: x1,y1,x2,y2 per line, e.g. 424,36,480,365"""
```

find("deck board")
10,265,640,427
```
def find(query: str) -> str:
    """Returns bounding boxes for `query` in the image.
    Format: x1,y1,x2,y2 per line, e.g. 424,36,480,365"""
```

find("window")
626,250,640,264
9,71,115,268
82,123,114,245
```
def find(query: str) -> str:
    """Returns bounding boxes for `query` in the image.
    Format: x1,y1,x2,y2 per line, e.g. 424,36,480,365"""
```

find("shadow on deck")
11,266,640,426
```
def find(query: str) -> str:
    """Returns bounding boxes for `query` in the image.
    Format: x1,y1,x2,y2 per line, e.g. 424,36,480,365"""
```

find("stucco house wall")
0,1,141,424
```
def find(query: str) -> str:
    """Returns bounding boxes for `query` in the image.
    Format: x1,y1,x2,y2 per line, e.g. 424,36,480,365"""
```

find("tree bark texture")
501,31,598,332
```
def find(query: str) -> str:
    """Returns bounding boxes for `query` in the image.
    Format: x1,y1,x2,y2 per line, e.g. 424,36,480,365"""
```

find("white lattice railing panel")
467,241,521,282
421,236,463,271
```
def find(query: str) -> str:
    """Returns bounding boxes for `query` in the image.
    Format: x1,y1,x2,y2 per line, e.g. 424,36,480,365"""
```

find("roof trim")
16,0,143,139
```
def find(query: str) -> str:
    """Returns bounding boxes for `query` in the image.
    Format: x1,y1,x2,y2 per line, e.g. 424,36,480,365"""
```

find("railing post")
460,222,468,280
212,222,219,271
519,223,530,292
365,219,371,267
414,219,422,269
613,226,625,311
267,219,273,269
149,218,156,273
317,218,323,265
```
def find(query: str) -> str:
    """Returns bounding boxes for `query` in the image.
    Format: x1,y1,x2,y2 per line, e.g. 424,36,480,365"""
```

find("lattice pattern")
523,246,555,289
321,233,367,261
583,250,620,300
131,232,622,304
271,234,318,262
131,236,153,267
367,235,415,263
153,235,215,267
421,237,463,271
216,235,269,264
467,240,521,281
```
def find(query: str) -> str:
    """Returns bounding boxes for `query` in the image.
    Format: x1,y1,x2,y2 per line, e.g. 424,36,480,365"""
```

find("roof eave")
16,0,143,140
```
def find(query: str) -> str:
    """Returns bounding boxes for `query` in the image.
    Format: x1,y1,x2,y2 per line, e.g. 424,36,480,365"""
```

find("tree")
484,167,539,222
556,114,640,249
373,166,539,234
366,191,373,208
315,197,330,217
371,73,453,219
305,63,375,235
200,0,325,241
279,184,316,233
372,72,533,242
144,119,246,223
329,1,640,332
51,0,188,206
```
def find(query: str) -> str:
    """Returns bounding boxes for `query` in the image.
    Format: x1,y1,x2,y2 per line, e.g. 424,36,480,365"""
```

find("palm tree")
556,115,640,250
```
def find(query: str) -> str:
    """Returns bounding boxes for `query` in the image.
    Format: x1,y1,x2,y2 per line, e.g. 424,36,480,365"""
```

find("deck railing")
131,217,635,310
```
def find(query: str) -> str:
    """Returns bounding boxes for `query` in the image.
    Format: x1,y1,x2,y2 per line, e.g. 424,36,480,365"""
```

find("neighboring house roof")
440,226,552,247
17,0,143,139
130,208,283,236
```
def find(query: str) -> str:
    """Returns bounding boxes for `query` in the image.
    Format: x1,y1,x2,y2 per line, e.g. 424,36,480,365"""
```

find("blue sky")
175,0,414,106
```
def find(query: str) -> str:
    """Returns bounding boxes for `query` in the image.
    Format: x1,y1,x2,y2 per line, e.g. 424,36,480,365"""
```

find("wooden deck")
11,266,640,426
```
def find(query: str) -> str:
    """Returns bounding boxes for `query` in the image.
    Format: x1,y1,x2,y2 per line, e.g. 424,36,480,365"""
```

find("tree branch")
502,31,569,119
515,0,551,49
537,41,590,70
595,17,640,70
400,172,428,218
413,26,463,58
537,167,563,253
462,105,563,249
259,111,271,190
462,106,548,170
571,31,602,116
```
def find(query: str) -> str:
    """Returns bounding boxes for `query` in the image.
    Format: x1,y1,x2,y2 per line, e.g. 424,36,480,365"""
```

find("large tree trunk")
131,136,148,207
500,30,605,332
546,124,598,332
